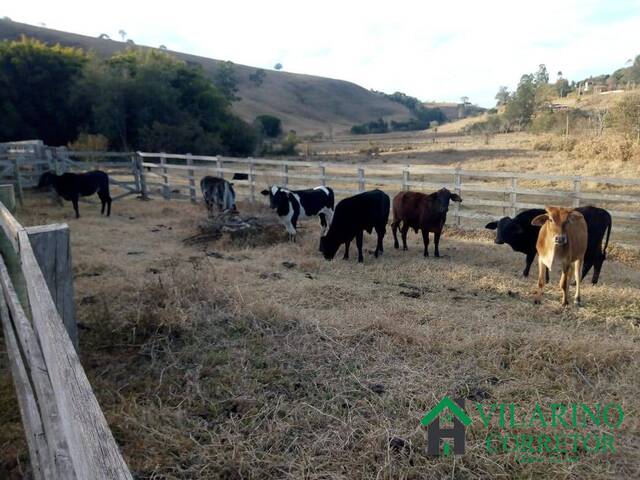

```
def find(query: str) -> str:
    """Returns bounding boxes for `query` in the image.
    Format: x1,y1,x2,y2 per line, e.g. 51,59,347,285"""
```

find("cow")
38,170,111,219
261,186,334,241
531,206,588,306
319,189,390,263
485,206,611,284
200,176,236,215
391,188,462,257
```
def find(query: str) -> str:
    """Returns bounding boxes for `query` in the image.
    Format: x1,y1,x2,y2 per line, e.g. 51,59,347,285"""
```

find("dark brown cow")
391,189,462,257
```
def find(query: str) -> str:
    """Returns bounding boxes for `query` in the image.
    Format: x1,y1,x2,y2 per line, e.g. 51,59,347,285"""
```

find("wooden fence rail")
0,184,132,479
2,142,639,244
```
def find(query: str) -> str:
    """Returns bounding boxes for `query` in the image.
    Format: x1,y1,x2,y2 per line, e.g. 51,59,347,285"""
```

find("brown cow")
531,206,588,306
391,189,462,257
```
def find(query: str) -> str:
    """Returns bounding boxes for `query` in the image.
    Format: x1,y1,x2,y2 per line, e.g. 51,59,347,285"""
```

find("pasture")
1,183,640,478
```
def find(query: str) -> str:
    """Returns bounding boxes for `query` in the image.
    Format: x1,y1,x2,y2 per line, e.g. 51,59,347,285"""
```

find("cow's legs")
574,259,583,305
319,213,327,236
434,230,442,257
401,224,409,251
71,195,80,219
581,257,593,282
421,229,430,257
355,230,364,263
392,220,400,249
534,258,547,304
374,225,385,257
98,190,112,216
559,267,569,306
591,253,604,285
523,252,536,277
343,240,351,260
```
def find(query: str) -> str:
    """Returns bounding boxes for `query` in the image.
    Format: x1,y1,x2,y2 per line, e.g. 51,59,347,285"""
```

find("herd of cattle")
38,171,614,306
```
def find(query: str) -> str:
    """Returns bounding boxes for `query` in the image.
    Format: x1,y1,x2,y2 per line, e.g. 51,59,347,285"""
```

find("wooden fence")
2,143,640,246
0,185,131,479
133,151,640,246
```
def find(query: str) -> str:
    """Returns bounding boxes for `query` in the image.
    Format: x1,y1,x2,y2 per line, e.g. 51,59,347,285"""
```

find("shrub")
254,115,282,138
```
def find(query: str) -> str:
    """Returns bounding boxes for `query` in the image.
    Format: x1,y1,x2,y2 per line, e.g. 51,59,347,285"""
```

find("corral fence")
0,184,132,479
2,141,640,246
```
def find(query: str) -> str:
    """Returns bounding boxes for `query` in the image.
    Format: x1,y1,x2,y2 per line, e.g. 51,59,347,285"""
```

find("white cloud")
4,0,640,106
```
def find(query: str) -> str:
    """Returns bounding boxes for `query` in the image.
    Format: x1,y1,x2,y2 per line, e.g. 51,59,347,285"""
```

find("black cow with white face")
486,206,612,284
261,186,335,241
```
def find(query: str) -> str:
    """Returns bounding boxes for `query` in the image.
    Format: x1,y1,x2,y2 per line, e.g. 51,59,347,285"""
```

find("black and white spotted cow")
261,186,335,241
200,176,236,215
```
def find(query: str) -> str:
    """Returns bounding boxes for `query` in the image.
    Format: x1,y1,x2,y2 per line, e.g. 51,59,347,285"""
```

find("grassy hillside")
0,19,415,136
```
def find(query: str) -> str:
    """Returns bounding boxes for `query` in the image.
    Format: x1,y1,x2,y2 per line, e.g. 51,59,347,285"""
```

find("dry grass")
1,192,640,479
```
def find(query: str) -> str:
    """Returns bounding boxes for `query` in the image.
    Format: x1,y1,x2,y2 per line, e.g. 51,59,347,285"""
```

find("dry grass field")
1,185,640,478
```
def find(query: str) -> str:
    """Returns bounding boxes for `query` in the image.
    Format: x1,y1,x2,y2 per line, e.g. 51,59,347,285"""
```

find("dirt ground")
1,191,639,479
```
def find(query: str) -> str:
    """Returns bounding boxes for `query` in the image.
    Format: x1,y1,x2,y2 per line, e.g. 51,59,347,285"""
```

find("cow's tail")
602,214,612,260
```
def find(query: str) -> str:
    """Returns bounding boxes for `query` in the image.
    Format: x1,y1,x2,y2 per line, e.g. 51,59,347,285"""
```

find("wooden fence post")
137,153,148,199
283,164,289,188
131,153,140,193
216,156,223,179
0,184,17,214
248,158,255,202
160,152,169,199
13,156,24,207
454,167,462,225
25,224,78,351
573,176,581,208
509,176,517,217
358,167,365,192
402,167,410,191
186,153,196,203
320,165,326,186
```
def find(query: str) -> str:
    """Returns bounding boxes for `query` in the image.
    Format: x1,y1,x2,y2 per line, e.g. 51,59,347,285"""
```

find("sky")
3,0,639,107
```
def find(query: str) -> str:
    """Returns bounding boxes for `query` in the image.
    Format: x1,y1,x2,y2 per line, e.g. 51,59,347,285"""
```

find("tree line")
0,36,259,155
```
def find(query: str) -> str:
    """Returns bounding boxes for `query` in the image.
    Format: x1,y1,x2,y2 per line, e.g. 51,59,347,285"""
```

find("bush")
67,133,109,151
350,118,389,135
254,115,282,138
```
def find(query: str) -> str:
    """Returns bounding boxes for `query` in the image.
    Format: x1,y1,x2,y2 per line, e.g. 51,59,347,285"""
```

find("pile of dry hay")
183,210,286,247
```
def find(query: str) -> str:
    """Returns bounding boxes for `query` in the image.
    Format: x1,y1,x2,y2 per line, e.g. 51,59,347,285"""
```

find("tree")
159,45,167,50
249,68,266,87
495,86,511,106
274,63,283,70
504,74,536,128
535,64,549,85
118,29,126,41
460,96,469,105
254,115,282,137
214,61,240,101
98,33,110,39
0,37,88,144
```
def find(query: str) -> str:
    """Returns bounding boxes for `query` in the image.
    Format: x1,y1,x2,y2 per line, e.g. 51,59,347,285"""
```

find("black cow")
38,171,111,219
261,186,334,241
485,206,612,284
319,189,390,263
200,176,236,215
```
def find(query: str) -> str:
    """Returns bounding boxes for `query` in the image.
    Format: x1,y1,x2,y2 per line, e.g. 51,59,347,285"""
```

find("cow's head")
531,206,583,246
435,188,462,214
260,186,289,211
485,216,522,245
37,171,56,190
318,235,338,260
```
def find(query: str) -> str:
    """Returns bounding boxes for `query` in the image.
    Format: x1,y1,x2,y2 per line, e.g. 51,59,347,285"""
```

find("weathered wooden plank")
0,257,75,479
17,230,132,479
0,291,50,480
25,224,78,351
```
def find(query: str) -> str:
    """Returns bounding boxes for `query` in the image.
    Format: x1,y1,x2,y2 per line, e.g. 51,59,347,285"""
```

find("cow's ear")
568,210,583,223
531,214,549,226
450,193,462,203
485,221,498,230
260,189,270,196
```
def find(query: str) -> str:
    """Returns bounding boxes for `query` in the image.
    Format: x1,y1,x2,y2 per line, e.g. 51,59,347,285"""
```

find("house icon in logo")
420,397,471,456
